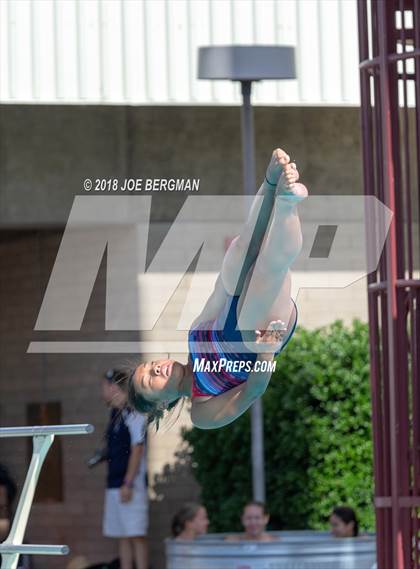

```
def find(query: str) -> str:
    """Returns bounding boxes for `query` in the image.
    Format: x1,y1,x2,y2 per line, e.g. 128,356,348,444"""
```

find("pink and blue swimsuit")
188,294,298,397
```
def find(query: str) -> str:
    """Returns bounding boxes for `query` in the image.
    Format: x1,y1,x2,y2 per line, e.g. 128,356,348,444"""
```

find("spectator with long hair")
171,503,209,540
329,506,359,537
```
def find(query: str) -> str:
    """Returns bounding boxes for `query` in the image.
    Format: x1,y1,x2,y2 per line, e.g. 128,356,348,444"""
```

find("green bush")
182,319,374,533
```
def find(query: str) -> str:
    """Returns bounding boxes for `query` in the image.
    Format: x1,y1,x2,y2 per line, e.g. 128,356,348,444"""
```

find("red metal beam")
358,0,420,567
377,1,401,565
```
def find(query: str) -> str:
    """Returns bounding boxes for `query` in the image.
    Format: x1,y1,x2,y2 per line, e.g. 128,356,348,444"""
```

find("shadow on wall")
149,446,201,569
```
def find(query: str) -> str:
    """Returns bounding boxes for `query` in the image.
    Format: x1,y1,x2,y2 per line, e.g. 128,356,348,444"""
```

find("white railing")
0,424,94,569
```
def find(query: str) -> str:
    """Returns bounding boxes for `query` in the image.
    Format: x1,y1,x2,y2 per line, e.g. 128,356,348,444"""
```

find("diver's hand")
255,320,287,344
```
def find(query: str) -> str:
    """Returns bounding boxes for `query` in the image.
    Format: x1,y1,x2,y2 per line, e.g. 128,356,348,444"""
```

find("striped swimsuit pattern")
188,295,298,397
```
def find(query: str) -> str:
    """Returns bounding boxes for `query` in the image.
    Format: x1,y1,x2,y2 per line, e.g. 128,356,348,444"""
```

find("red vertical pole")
358,1,420,566
357,2,387,566
377,2,402,565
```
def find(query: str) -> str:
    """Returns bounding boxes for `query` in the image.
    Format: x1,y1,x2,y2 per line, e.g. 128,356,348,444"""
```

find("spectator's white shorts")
103,487,148,537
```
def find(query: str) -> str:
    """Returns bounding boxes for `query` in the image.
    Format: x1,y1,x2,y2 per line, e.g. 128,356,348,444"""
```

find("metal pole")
240,79,265,503
240,81,256,197
2,435,56,569
377,4,402,568
251,400,265,502
0,424,93,437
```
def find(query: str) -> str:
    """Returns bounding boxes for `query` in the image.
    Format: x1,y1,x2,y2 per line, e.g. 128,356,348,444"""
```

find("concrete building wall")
0,104,365,228
0,104,397,569
0,0,360,106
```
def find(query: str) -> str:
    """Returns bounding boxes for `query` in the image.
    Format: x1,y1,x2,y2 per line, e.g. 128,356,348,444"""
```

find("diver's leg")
220,148,290,295
237,163,307,332
191,150,294,328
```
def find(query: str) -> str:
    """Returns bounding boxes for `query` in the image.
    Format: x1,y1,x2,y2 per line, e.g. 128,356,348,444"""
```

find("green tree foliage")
182,319,374,533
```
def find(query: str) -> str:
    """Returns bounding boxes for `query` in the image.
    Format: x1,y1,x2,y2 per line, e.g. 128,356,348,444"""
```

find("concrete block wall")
0,105,369,229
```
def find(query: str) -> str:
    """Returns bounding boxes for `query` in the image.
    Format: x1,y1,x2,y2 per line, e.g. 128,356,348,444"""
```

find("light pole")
198,45,296,502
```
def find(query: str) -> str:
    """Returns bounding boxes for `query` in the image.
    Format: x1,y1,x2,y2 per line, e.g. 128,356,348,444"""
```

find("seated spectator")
171,503,209,540
226,501,275,542
329,506,359,537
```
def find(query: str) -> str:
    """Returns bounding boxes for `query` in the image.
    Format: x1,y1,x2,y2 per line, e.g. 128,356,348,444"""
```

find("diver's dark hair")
332,506,359,537
171,502,203,537
127,368,182,430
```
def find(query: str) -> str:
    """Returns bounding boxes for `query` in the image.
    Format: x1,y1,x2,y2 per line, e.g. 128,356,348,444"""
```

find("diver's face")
242,505,269,539
133,359,182,401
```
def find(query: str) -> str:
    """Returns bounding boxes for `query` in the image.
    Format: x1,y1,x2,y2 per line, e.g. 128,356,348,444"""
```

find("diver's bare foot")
265,148,291,187
276,162,308,204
